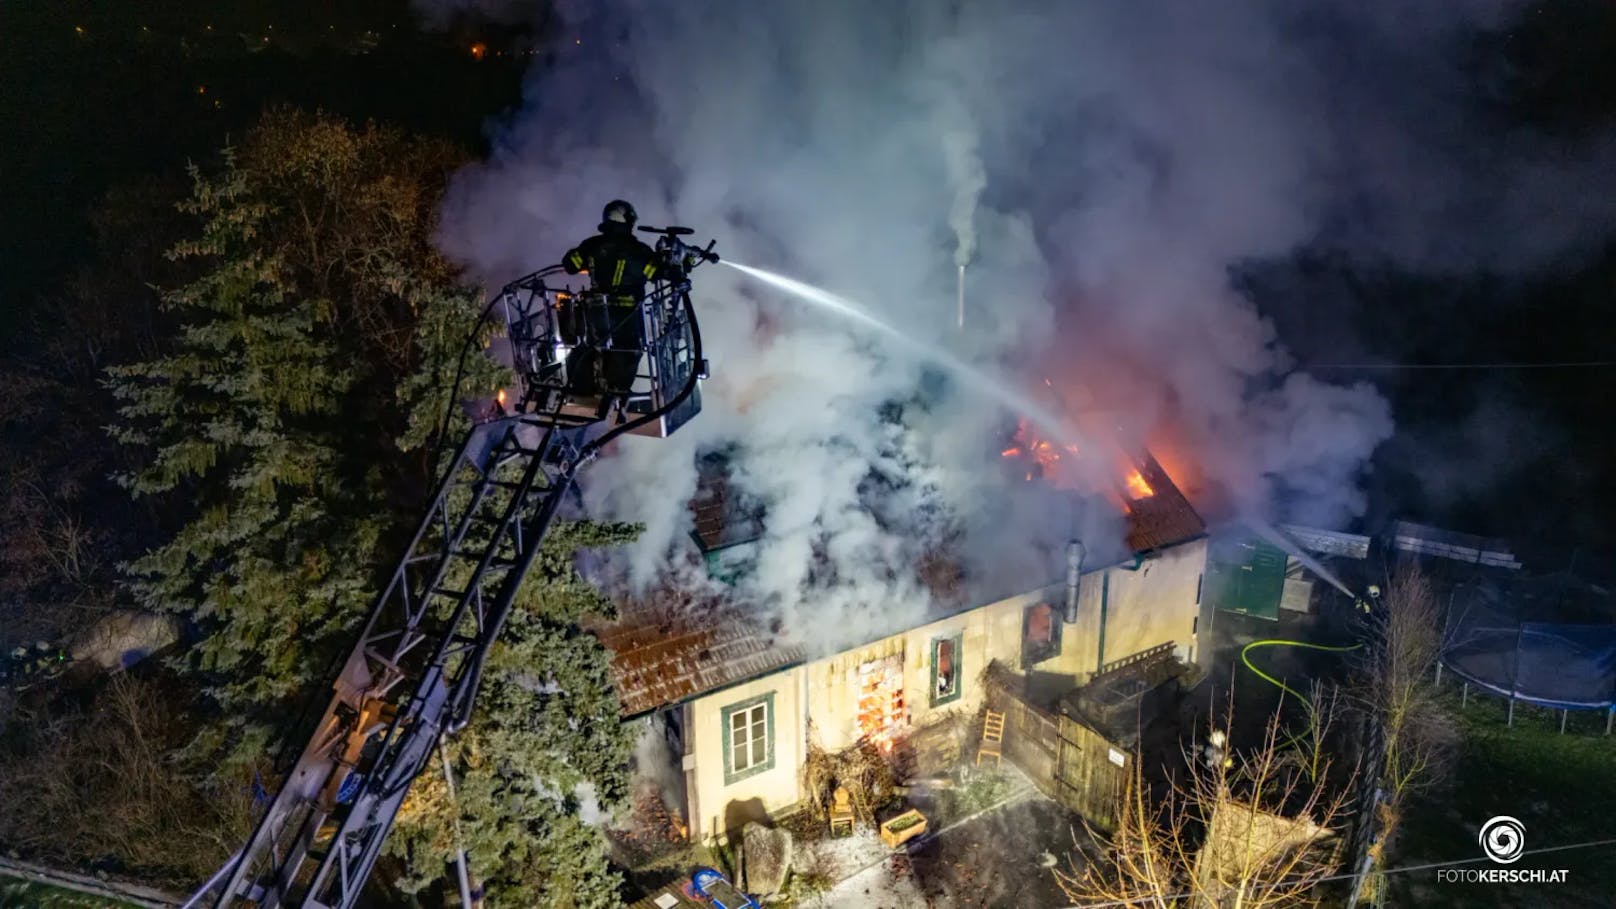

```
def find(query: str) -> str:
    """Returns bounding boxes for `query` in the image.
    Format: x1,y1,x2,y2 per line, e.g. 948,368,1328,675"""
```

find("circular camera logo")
1479,816,1526,864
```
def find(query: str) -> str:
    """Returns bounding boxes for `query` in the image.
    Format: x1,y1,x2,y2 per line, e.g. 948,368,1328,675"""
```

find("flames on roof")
594,408,1203,719
999,415,1203,554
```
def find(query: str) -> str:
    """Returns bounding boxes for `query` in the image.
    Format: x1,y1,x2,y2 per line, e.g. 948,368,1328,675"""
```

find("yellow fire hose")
1240,639,1363,750
1241,638,1363,705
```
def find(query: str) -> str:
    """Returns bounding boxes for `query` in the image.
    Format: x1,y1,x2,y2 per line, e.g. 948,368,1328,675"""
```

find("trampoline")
1440,572,1616,731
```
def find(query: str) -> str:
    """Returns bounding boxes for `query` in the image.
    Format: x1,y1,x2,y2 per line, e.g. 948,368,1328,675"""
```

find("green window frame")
930,633,963,707
721,691,775,785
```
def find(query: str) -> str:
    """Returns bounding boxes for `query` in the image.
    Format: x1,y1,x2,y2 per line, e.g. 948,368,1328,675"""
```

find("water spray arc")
723,260,1079,447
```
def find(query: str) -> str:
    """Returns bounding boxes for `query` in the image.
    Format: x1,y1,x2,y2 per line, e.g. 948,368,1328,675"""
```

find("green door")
1206,537,1287,621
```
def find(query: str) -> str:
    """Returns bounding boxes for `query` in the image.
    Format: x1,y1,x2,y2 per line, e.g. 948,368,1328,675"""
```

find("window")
1022,602,1062,666
930,634,963,706
721,692,774,784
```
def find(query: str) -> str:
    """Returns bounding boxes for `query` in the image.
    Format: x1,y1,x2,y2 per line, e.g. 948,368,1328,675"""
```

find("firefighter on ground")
561,200,661,399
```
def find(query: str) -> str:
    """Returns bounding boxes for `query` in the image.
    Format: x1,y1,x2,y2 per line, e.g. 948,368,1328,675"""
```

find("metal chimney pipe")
1064,539,1085,623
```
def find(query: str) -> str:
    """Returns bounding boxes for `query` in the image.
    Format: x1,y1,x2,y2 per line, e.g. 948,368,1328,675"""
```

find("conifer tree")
106,149,376,746
106,110,639,902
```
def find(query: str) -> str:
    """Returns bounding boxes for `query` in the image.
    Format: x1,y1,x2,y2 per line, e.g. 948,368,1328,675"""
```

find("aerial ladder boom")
190,229,716,909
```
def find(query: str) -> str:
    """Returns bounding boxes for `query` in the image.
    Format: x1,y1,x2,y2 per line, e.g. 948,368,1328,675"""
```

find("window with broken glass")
930,633,963,707
1022,601,1062,666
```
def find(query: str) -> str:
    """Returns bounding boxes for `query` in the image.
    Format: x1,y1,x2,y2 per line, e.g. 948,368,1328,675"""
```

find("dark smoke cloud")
419,0,1616,647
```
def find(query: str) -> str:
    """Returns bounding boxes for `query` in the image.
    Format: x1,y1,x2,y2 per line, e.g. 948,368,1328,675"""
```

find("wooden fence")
983,661,1131,832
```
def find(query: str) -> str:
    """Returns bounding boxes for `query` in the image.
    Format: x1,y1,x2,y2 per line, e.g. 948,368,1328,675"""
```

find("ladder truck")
186,226,719,909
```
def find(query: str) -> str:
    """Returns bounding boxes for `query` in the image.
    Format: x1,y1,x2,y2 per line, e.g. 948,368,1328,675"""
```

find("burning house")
593,450,1210,843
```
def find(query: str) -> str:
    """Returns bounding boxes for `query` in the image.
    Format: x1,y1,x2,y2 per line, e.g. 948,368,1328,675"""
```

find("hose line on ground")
1240,638,1363,707
1239,638,1364,753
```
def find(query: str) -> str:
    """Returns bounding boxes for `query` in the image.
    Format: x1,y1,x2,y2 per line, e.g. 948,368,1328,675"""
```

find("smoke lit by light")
422,0,1616,648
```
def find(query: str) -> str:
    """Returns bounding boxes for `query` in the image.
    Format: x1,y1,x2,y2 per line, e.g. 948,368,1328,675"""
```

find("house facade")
597,456,1210,841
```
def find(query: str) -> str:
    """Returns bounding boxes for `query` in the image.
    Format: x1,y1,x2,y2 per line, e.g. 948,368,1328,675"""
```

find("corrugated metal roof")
1278,524,1371,560
1389,520,1520,569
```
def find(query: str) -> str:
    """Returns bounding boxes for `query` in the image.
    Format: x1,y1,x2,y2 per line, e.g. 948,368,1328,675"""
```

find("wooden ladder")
976,709,1006,766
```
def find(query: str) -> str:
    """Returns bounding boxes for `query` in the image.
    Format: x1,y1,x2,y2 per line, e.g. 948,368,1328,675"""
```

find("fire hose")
1240,638,1363,750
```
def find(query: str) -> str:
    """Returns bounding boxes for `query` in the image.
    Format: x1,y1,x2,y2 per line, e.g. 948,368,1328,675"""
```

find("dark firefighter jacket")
562,228,661,304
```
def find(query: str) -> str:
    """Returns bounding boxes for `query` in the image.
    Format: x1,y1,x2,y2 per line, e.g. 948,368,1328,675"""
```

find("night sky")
4,0,1616,559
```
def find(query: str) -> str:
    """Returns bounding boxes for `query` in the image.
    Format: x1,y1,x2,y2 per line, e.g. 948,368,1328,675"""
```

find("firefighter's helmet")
600,199,638,232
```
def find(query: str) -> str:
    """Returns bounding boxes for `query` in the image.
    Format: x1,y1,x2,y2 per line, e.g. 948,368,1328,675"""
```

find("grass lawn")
1386,689,1616,907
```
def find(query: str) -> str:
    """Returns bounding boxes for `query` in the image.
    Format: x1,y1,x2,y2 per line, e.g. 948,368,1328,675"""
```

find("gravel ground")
801,790,1082,909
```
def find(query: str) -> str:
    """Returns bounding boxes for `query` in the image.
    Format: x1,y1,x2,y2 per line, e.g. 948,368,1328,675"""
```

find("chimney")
1064,539,1085,624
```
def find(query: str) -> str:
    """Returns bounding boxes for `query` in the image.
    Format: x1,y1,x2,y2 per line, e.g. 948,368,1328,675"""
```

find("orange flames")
1124,469,1154,500
999,376,1197,517
999,419,1079,483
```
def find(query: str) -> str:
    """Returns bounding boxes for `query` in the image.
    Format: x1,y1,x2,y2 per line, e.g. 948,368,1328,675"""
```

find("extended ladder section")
209,418,584,909
194,232,715,909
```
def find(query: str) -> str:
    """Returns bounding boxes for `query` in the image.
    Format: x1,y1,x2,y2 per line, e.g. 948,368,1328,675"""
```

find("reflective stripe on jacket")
561,229,660,301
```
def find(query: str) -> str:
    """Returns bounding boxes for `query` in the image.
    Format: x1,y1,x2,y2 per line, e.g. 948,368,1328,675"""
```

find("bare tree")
1292,680,1344,788
1355,566,1457,877
1056,706,1353,908
0,675,257,884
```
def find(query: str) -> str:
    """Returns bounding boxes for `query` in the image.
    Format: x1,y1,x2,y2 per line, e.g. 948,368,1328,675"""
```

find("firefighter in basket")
560,199,663,400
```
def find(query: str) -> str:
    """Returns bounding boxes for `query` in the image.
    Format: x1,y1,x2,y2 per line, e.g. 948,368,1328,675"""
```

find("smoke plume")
421,0,1616,646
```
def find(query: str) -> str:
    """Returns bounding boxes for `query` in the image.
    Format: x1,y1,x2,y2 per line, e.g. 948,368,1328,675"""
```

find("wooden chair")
829,786,855,836
976,709,1006,766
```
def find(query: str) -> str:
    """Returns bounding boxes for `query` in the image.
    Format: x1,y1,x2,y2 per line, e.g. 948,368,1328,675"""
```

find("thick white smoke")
422,0,1616,646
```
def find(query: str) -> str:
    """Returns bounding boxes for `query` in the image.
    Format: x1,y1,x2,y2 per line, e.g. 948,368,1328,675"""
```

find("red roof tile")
596,449,1201,718
1122,452,1206,553
590,590,803,717
688,459,764,553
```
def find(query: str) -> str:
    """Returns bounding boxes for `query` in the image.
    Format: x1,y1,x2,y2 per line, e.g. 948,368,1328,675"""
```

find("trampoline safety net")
1442,574,1616,710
